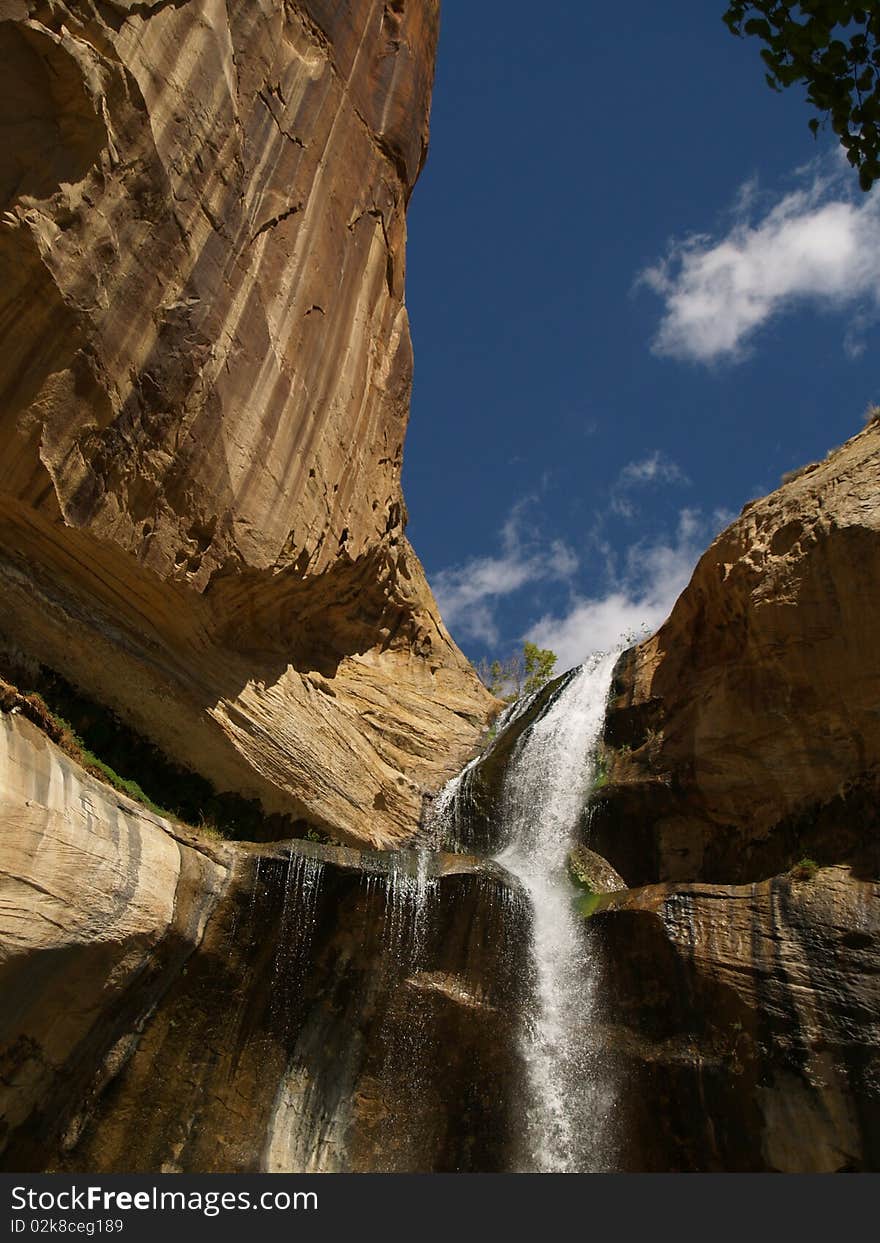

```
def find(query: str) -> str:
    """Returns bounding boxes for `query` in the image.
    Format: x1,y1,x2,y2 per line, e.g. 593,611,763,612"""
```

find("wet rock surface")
1,0,878,1177
566,845,625,895
429,674,572,856
0,710,529,1172
591,868,880,1171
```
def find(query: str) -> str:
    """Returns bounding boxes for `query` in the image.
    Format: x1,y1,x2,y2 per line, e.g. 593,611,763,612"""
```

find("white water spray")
496,651,618,1172
382,849,436,963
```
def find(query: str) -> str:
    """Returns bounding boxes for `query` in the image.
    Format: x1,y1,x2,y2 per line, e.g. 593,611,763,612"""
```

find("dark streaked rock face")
590,868,880,1172
0,711,529,1173
3,0,879,1177
0,0,491,848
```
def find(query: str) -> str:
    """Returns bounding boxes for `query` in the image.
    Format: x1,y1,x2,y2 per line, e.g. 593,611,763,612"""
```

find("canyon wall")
590,417,880,888
593,869,880,1172
579,419,880,1170
0,709,528,1171
2,0,878,1176
0,0,492,848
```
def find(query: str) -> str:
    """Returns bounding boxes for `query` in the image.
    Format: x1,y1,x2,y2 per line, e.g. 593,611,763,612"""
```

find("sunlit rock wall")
589,417,880,885
0,0,491,846
575,416,880,1171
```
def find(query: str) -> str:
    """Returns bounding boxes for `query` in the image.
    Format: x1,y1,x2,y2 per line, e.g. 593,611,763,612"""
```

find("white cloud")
639,167,880,363
610,450,689,518
617,450,689,488
432,498,578,645
526,508,718,671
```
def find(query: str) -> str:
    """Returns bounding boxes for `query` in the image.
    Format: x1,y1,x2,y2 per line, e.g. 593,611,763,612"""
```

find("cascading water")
425,691,536,855
381,848,436,963
262,652,620,1175
262,838,528,1173
495,651,619,1171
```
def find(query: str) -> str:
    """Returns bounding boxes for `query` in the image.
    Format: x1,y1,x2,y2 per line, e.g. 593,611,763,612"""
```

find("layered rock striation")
592,868,880,1171
0,0,491,847
3,0,879,1177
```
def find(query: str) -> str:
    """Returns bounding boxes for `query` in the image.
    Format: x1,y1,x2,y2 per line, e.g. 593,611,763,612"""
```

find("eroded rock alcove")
0,0,492,850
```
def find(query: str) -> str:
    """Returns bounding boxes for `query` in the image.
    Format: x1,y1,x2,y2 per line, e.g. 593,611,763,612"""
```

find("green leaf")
744,18,772,39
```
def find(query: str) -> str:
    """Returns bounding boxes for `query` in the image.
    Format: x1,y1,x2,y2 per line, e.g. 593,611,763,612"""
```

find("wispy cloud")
526,508,725,670
432,498,578,646
639,163,880,363
610,450,690,518
618,450,689,488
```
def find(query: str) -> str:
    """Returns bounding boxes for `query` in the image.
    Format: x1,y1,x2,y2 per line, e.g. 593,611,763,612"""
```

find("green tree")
723,2,880,189
477,642,557,701
479,658,508,698
522,641,557,696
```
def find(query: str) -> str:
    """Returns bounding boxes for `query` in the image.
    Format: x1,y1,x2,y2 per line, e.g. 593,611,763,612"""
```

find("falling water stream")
262,654,618,1172
495,652,619,1171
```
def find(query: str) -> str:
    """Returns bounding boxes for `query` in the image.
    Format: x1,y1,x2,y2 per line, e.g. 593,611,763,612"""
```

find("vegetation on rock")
566,844,626,895
791,855,820,880
477,642,558,701
0,659,310,843
591,748,610,793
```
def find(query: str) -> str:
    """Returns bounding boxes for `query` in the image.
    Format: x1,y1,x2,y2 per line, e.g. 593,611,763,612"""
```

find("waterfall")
495,651,619,1172
382,848,437,964
263,842,529,1173
268,851,326,1035
264,653,619,1173
428,694,530,853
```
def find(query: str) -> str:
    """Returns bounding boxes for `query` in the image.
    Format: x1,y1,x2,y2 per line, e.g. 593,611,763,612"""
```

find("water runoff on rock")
263,654,619,1173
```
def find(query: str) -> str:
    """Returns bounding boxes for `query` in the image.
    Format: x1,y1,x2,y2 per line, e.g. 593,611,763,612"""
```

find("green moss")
575,892,606,918
305,827,334,845
24,699,182,822
591,751,609,792
791,856,820,881
80,750,172,819
0,659,304,843
566,848,593,892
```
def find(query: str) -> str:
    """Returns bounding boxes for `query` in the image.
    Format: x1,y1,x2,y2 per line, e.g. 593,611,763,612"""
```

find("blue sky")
402,1,880,672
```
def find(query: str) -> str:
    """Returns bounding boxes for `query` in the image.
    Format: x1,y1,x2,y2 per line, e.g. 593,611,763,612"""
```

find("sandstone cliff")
0,0,492,847
590,417,880,886
575,417,880,1170
592,868,880,1171
2,0,878,1178
0,709,526,1170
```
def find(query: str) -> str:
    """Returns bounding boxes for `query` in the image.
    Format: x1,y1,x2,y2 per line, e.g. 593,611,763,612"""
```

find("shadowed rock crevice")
0,22,108,208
